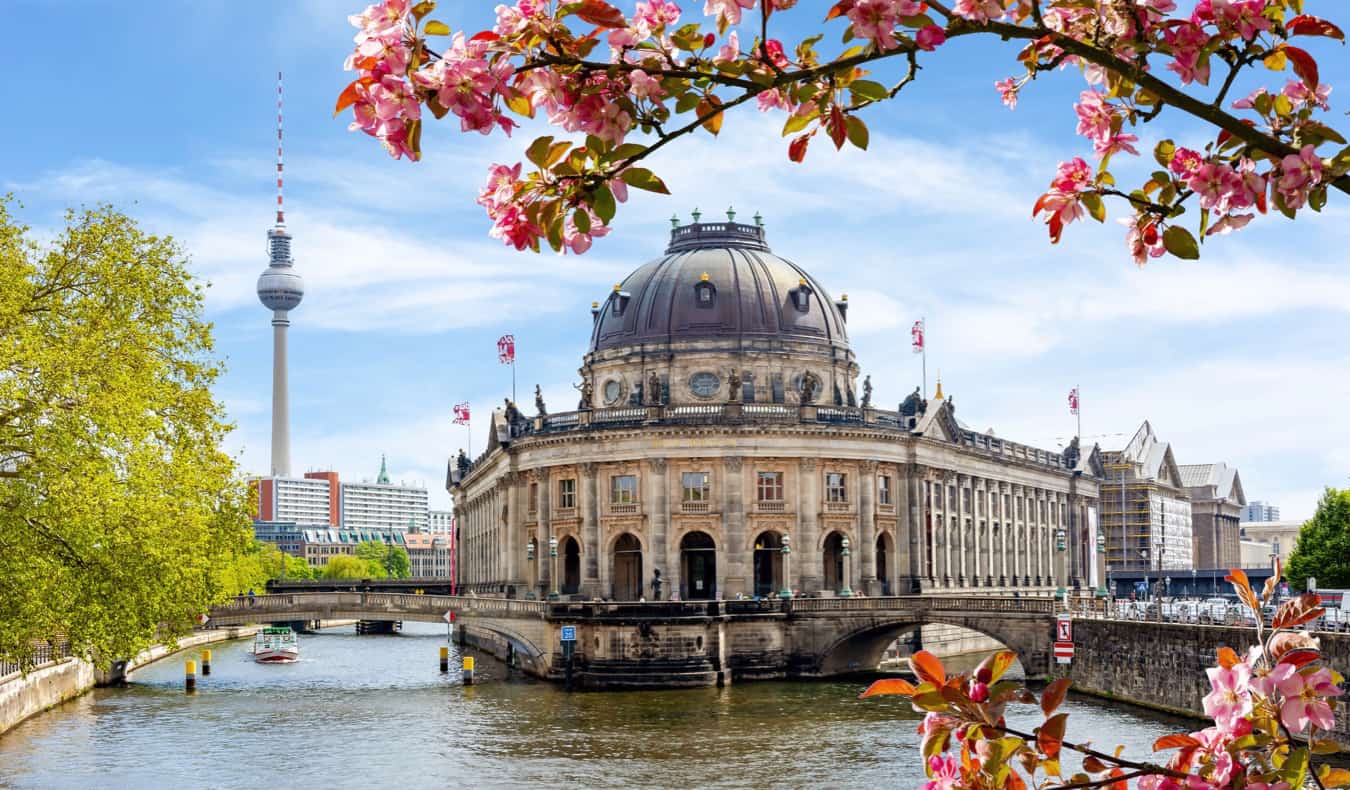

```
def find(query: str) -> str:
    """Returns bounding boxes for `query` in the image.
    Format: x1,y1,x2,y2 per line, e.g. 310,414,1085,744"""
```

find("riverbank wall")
0,625,261,736
1057,620,1350,746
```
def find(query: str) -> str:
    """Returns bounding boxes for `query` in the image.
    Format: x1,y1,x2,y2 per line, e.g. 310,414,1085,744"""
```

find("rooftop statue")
534,384,547,417
861,375,873,408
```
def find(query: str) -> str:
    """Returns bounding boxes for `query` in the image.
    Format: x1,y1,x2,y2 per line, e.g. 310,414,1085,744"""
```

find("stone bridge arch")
794,611,1052,680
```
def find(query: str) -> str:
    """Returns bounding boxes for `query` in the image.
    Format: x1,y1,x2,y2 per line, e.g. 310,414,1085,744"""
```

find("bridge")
210,592,1059,687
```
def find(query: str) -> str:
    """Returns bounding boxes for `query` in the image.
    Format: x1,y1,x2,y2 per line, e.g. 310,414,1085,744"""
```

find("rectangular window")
1004,494,1011,519
962,488,971,512
826,472,848,503
878,475,892,505
529,482,539,513
1016,497,1024,521
948,486,957,511
978,492,986,517
771,373,785,404
742,371,755,403
1040,501,1047,524
610,474,637,505
757,471,784,502
558,478,576,509
682,471,711,502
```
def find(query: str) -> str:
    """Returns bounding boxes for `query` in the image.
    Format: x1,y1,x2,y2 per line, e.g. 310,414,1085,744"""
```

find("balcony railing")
825,501,851,513
609,502,639,515
680,501,711,514
755,501,787,513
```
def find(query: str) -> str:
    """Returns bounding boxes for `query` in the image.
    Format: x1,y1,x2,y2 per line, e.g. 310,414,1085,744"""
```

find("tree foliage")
353,539,412,579
1285,487,1350,590
214,540,314,594
0,198,251,669
321,554,373,580
338,0,1348,264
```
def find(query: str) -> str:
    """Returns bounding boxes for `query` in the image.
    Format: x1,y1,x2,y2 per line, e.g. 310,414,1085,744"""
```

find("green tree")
321,554,371,580
1285,487,1350,590
354,540,392,579
0,198,251,669
386,545,411,579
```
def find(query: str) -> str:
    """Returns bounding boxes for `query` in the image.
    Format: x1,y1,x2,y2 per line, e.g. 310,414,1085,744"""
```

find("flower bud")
1268,630,1319,660
969,681,990,703
975,664,993,684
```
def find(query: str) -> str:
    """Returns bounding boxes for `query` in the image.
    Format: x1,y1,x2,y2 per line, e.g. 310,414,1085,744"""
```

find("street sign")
1054,642,1074,663
1055,614,1072,642
443,610,456,624
195,613,211,626
560,625,577,642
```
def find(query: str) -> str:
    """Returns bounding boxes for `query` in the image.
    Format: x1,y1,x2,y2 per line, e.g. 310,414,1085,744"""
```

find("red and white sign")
911,320,925,354
452,402,470,425
497,334,515,365
1056,614,1073,642
1054,642,1075,663
1068,387,1079,415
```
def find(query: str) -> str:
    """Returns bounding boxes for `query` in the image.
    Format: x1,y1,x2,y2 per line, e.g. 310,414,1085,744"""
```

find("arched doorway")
752,531,783,597
560,536,581,595
680,531,716,600
612,533,643,601
876,532,894,595
823,531,846,593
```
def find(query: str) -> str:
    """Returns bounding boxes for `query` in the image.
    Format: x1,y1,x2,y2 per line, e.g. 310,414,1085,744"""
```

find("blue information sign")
560,626,577,642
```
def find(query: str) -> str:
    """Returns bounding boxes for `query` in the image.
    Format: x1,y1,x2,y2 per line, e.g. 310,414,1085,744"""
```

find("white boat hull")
253,646,300,664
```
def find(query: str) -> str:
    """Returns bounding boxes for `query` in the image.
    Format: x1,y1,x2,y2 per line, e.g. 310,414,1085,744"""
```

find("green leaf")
573,208,591,235
849,79,889,102
1153,139,1176,168
1081,193,1106,223
526,136,555,168
1162,225,1200,259
619,167,671,194
423,20,451,36
592,183,617,224
844,116,869,150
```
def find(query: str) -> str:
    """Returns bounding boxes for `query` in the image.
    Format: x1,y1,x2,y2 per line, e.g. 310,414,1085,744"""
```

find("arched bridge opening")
815,619,1027,679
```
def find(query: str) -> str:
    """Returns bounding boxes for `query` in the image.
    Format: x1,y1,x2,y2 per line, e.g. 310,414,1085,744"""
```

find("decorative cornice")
647,457,667,472
724,455,743,471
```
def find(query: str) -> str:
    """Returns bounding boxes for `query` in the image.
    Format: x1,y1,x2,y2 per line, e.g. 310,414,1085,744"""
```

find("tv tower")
256,72,304,477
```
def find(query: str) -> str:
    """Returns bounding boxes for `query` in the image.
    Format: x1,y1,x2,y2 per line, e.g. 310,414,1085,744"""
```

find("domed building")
450,217,1105,601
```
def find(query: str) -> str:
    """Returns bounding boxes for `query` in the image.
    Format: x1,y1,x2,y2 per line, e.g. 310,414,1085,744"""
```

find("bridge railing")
210,593,550,620
789,595,1057,615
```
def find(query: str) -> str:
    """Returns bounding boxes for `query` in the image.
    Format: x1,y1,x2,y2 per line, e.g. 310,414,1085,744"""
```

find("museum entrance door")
612,533,643,600
680,531,716,600
561,536,581,595
823,531,846,593
752,531,783,597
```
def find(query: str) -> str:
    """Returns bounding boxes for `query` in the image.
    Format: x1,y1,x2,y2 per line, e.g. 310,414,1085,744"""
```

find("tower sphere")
257,227,305,312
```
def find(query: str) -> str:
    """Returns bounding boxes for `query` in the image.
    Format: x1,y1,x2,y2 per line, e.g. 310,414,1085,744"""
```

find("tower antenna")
276,70,285,226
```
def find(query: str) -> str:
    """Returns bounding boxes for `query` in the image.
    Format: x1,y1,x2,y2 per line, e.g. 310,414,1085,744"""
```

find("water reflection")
0,622,1185,789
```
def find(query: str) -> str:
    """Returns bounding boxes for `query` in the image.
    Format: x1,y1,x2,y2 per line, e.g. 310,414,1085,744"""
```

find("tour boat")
252,626,300,664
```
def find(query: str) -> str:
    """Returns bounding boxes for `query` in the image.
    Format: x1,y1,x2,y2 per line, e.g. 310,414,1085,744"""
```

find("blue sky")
5,1,1348,517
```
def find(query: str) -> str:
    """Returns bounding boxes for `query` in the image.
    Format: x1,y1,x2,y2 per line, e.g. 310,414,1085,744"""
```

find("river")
0,622,1191,789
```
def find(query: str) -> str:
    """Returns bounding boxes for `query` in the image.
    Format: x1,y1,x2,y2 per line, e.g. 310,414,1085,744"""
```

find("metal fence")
0,637,73,684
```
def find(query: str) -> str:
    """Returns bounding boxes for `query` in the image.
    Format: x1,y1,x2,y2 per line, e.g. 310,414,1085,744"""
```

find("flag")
453,402,471,425
1068,387,1079,415
497,334,515,364
911,320,924,354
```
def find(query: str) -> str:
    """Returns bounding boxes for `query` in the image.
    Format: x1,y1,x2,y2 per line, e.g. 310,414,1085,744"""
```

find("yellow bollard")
185,660,197,693
439,645,449,673
462,655,475,686
201,649,212,676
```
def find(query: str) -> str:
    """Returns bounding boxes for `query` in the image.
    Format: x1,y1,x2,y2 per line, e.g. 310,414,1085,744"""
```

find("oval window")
603,379,623,405
689,372,721,399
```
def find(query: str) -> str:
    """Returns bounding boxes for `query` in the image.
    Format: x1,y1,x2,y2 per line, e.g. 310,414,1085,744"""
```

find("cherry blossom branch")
985,722,1188,780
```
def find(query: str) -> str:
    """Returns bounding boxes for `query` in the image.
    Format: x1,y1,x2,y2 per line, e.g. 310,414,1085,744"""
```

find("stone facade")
450,221,1104,602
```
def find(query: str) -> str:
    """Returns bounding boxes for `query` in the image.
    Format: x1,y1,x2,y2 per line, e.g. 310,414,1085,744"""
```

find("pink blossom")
635,0,682,29
1139,777,1184,790
1074,90,1115,145
756,87,795,112
1206,213,1253,236
488,203,544,251
995,77,1018,110
477,162,522,213
761,39,790,68
953,0,1003,23
416,32,518,136
1164,22,1212,85
628,70,665,101
1094,132,1139,159
1275,666,1342,734
918,711,956,735
1211,0,1271,41
562,207,610,254
704,0,755,26
1277,145,1324,209
715,31,740,64
1232,86,1267,110
1282,79,1332,111
1202,663,1253,731
923,754,960,790
1168,147,1204,178
915,25,946,51
1034,189,1085,243
847,0,909,51
608,20,652,51
1052,157,1093,193
1123,215,1166,266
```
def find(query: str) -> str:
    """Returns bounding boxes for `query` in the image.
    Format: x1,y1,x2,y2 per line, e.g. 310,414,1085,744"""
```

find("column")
942,477,953,586
723,456,746,596
798,458,822,593
998,483,1009,586
505,473,523,590
956,475,968,586
859,461,877,595
900,470,922,593
537,468,551,598
581,463,601,597
647,458,669,596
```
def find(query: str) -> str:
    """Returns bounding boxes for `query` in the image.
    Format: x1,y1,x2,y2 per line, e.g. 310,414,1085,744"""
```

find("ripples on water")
0,622,1188,789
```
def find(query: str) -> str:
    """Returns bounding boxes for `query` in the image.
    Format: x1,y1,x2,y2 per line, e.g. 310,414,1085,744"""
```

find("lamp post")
839,537,853,598
1097,532,1107,599
548,536,559,601
779,534,793,599
1139,548,1150,601
526,540,537,600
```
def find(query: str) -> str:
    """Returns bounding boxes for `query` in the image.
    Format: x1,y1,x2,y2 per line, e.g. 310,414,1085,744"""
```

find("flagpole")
1076,383,1082,440
512,359,516,406
922,315,927,400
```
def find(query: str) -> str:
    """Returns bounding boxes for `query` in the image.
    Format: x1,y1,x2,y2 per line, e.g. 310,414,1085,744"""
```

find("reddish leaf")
1216,647,1240,669
334,79,364,117
1274,593,1325,630
1038,712,1067,759
697,96,724,136
909,650,947,686
788,133,811,163
825,2,850,22
1278,648,1323,669
1226,569,1261,613
1154,733,1202,751
574,0,627,28
827,106,847,149
1041,677,1071,716
1287,15,1346,41
858,677,917,698
470,30,500,43
1284,45,1320,89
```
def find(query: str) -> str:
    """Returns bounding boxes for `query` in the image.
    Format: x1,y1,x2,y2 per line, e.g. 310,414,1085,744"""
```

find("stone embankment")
0,625,261,736
1058,619,1350,746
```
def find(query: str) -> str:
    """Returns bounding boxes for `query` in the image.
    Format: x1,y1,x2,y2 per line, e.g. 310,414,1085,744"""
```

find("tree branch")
987,722,1189,780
